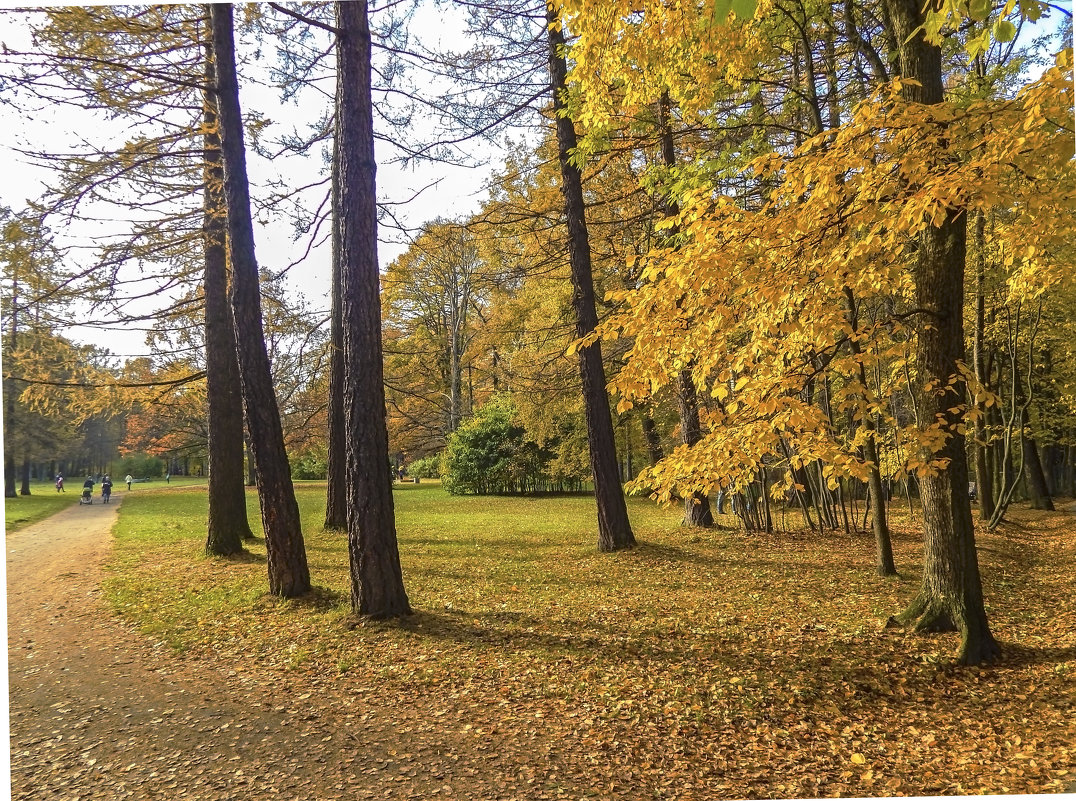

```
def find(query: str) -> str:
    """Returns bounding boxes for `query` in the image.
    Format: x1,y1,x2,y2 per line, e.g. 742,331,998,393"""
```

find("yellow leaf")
850,753,866,765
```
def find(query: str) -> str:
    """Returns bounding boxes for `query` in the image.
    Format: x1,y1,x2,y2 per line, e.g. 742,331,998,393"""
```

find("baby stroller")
80,479,94,505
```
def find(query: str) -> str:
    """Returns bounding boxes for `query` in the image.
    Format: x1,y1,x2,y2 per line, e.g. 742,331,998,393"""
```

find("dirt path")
6,498,540,800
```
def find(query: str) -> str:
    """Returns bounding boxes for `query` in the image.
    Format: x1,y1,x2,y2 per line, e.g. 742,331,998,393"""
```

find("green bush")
407,454,443,479
119,453,165,478
291,449,328,481
442,395,554,495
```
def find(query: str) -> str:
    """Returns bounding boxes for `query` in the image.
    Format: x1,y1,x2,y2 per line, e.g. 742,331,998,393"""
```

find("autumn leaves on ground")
105,483,1075,799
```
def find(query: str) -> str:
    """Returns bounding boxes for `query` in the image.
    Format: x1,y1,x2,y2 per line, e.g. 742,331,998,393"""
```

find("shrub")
119,453,165,478
291,449,328,481
441,395,553,495
407,454,443,479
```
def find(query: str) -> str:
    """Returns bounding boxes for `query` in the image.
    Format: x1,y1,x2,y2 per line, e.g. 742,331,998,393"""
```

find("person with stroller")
101,475,113,504
81,476,95,505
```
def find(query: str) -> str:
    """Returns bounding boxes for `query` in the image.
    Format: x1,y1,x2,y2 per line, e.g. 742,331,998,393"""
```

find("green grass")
5,481,82,533
102,482,1076,796
123,475,208,490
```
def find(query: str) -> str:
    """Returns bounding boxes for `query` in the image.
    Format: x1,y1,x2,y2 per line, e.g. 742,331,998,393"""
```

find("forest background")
1,0,1075,656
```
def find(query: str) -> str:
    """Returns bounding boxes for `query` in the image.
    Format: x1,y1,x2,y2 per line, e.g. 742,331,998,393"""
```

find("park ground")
6,480,1076,799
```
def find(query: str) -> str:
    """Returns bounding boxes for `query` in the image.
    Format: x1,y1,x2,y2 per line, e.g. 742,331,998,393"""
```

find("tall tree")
546,5,636,552
1,208,76,497
655,92,714,528
383,221,492,454
210,2,310,597
881,0,999,664
8,6,256,544
324,143,348,531
202,18,253,555
336,0,411,618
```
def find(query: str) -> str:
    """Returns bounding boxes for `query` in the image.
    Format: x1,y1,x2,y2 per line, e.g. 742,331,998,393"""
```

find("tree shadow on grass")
387,606,743,666
297,584,348,611
631,541,725,568
214,549,265,564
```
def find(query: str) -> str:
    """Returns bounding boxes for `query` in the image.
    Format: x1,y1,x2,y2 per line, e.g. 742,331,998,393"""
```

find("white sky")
0,2,512,359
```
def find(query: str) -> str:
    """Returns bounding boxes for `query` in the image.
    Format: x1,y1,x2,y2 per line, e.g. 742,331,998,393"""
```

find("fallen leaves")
100,489,1076,798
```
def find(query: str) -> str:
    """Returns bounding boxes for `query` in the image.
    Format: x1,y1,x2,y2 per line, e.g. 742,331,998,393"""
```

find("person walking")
125,474,133,491
55,474,64,493
101,475,113,504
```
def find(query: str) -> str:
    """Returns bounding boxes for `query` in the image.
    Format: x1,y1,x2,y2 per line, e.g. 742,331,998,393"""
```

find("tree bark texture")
324,108,348,531
336,0,412,617
885,0,998,665
547,9,635,552
202,21,253,556
210,3,310,596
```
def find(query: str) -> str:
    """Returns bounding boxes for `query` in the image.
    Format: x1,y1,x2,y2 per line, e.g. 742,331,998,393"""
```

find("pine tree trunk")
210,3,310,597
324,116,348,531
885,0,998,665
547,8,635,552
202,21,252,556
336,0,412,617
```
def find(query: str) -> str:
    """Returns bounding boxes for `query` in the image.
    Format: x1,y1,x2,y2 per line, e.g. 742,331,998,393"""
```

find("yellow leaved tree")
559,0,1074,664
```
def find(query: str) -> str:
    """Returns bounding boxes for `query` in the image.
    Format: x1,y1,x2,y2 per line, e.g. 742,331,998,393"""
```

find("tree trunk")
210,3,310,597
884,0,998,665
971,210,996,519
677,370,715,527
336,0,412,617
655,93,713,528
4,456,15,498
202,20,252,556
5,261,18,499
1022,428,1054,511
640,408,664,466
547,7,635,552
19,454,31,495
324,112,348,531
843,287,895,574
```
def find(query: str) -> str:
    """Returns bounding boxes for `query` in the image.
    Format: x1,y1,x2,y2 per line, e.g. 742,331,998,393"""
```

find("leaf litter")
26,489,1076,798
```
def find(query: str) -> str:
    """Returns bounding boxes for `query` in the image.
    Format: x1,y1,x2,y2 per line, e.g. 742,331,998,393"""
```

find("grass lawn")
121,475,208,490
105,483,1075,797
5,481,82,533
